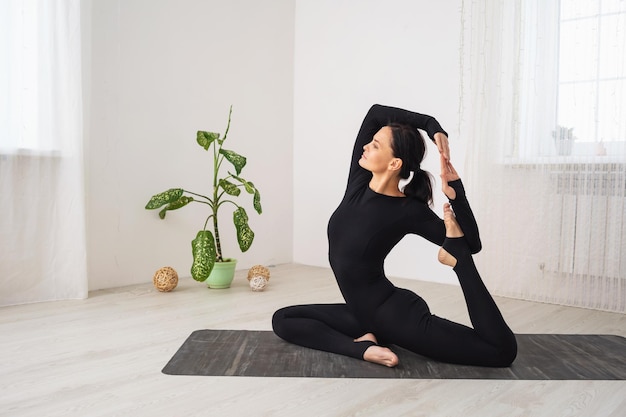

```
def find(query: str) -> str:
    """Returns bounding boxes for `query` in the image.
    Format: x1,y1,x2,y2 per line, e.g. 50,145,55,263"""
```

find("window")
555,0,626,157
1,0,60,155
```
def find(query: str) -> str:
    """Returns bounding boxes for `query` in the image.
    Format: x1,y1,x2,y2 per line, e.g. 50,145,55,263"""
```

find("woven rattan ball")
247,265,270,281
153,266,178,292
249,276,268,291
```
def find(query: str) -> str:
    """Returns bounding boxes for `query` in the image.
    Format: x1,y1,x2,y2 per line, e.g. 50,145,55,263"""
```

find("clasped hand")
434,133,459,200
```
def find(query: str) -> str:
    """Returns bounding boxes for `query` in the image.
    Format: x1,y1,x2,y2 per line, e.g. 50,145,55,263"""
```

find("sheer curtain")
460,0,626,312
0,0,87,306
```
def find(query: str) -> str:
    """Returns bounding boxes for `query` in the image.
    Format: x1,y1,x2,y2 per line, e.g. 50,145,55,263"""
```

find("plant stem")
203,215,212,231
183,189,212,201
213,214,223,262
209,106,233,263
213,132,223,261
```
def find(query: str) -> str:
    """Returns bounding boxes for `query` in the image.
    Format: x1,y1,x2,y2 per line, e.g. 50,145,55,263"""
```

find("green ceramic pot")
206,259,237,289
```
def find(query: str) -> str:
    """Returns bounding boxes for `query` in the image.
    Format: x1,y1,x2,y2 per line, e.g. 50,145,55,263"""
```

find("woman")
272,104,517,368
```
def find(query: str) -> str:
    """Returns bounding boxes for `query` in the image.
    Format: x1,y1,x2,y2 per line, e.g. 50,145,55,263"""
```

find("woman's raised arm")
348,104,448,185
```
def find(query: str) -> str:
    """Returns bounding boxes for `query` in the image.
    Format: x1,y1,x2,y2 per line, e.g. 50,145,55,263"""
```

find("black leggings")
272,237,517,367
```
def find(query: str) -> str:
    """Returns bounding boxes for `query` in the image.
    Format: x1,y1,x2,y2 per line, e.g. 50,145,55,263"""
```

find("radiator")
545,165,625,311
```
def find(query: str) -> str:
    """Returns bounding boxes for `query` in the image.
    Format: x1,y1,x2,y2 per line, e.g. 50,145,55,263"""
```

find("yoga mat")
162,330,626,380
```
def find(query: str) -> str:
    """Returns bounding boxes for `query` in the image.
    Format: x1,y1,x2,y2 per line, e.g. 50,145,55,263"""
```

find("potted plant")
145,106,262,288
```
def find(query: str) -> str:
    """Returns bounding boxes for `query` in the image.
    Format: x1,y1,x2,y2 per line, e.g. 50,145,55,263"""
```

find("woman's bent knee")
496,334,518,367
271,307,292,339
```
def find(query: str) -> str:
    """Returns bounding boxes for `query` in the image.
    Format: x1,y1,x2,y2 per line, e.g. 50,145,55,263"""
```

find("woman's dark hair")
388,123,433,205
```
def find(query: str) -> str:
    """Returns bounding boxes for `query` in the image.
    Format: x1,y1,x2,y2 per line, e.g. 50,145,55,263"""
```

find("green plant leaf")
233,207,254,252
158,196,194,219
229,174,262,213
191,230,216,282
230,174,254,193
219,179,241,196
243,180,255,194
253,189,262,214
219,105,233,145
197,130,220,151
145,188,184,210
220,149,246,175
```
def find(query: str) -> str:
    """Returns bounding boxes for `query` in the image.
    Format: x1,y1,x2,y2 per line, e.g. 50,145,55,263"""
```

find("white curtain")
0,0,87,305
460,0,626,312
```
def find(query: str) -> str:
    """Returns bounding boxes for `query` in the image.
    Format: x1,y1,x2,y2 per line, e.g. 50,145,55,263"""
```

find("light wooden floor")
1,263,625,417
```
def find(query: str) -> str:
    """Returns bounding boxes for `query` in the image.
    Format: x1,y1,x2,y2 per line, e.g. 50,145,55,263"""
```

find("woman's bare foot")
355,332,398,367
363,345,399,368
442,203,463,238
354,333,378,344
438,203,464,267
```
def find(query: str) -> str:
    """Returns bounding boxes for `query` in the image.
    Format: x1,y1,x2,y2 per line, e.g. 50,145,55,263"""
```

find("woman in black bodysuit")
272,104,517,368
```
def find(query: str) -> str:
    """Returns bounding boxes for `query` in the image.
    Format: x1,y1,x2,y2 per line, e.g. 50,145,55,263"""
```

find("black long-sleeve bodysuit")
272,105,517,367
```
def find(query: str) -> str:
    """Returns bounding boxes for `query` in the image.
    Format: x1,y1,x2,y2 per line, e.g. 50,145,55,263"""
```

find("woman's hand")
440,153,460,200
434,132,450,161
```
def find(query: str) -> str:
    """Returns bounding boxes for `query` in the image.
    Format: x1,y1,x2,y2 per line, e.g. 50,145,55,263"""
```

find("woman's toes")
443,203,463,238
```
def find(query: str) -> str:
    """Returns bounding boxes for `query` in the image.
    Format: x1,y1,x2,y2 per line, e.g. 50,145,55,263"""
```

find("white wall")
85,0,295,290
85,0,467,291
293,0,465,284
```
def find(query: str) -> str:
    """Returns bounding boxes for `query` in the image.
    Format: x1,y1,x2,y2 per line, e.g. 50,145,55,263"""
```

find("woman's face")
359,126,399,174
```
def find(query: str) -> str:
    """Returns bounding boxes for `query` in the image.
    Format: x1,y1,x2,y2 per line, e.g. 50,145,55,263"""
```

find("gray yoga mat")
162,330,626,380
